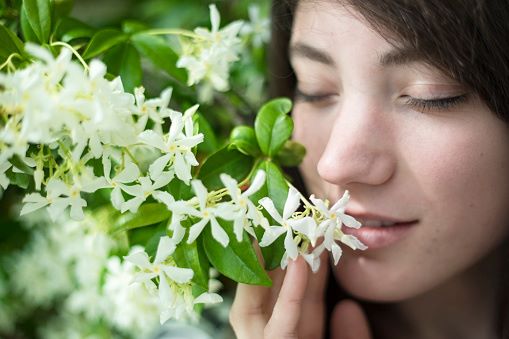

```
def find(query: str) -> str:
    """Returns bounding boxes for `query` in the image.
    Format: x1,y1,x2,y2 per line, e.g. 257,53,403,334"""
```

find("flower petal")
162,266,193,284
210,217,229,247
194,292,223,304
258,197,283,224
283,187,301,220
154,236,176,264
187,218,208,244
284,229,298,260
124,251,151,269
243,170,265,197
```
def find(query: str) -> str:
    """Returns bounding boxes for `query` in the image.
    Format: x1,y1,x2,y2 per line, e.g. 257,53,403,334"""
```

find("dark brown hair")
269,0,509,337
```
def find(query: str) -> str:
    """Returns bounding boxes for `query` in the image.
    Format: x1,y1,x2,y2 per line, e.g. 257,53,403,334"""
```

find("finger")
299,250,330,338
265,256,309,338
331,299,372,339
230,282,271,339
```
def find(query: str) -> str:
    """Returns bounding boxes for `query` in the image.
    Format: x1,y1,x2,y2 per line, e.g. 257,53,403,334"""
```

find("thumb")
331,299,372,339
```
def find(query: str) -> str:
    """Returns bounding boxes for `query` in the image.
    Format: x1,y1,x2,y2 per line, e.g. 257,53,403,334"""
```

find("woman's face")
291,1,509,301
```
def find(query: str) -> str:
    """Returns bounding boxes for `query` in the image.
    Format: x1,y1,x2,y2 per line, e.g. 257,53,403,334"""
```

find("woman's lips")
342,220,418,249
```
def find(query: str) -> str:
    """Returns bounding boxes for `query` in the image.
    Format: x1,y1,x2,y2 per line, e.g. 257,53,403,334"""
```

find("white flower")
177,4,244,100
103,255,159,336
240,4,271,47
134,87,174,132
258,187,317,263
218,170,266,241
311,191,366,265
153,191,192,244
124,235,193,289
121,172,174,213
186,179,230,247
138,105,203,184
0,161,11,190
102,153,140,210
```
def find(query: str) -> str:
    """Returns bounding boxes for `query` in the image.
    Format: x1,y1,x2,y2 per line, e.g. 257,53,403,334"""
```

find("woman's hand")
229,256,372,339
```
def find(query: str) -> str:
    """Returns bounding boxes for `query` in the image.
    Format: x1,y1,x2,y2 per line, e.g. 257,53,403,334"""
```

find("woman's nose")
317,100,397,188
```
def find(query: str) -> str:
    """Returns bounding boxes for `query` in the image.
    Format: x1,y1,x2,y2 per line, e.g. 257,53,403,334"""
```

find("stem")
50,41,89,71
141,28,204,40
0,53,22,72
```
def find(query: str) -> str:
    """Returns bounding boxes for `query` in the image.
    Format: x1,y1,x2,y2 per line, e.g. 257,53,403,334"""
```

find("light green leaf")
82,29,128,60
254,98,293,157
203,219,271,286
103,42,142,93
229,125,261,157
21,0,51,43
112,203,170,234
20,4,38,42
198,147,254,191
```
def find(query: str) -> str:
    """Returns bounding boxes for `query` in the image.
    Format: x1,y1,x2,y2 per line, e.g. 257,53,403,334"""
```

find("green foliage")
0,23,25,62
102,42,142,92
202,219,271,286
21,0,51,43
112,203,171,233
229,125,260,157
254,98,293,157
82,28,127,59
198,147,254,190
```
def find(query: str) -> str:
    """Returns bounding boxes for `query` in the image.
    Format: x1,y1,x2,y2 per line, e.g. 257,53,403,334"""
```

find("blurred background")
0,0,270,338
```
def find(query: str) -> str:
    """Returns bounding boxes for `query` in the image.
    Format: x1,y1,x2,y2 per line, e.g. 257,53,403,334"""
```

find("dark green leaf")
22,0,51,43
9,154,34,175
20,5,38,42
0,23,25,62
6,171,30,189
82,29,128,60
198,147,254,191
254,98,293,157
112,203,170,234
203,219,271,285
131,32,187,83
103,42,142,93
174,225,210,290
274,140,307,167
229,125,260,157
196,114,218,156
128,221,166,258
52,0,74,18
54,17,93,42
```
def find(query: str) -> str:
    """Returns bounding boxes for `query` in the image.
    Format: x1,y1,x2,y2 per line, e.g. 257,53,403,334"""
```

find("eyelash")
403,94,468,112
295,88,469,112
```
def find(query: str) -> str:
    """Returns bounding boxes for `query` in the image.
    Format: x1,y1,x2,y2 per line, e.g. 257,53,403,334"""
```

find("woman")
229,0,509,338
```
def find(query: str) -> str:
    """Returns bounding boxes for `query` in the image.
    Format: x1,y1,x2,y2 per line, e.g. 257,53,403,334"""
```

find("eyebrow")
290,42,424,67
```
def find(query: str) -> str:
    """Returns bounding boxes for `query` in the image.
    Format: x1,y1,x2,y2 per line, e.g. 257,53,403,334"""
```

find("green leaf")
112,203,170,234
54,17,94,42
254,98,293,157
196,114,218,156
174,225,210,290
274,140,307,167
203,219,271,286
21,0,51,43
52,0,74,18
9,154,34,175
229,125,261,157
103,42,142,93
128,221,166,258
198,147,254,191
131,32,187,83
20,4,38,42
82,29,128,60
6,170,30,189
121,20,148,34
250,160,289,270
0,23,25,62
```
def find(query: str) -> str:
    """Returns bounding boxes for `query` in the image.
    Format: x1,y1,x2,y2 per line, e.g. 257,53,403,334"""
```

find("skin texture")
230,1,509,338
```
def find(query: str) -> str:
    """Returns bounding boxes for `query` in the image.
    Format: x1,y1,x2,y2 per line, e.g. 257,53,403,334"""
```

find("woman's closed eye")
294,88,338,105
403,93,470,113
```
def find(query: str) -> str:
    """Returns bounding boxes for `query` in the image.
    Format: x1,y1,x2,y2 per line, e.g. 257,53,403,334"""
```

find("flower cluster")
176,4,244,102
